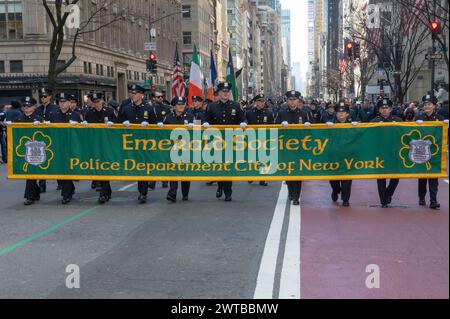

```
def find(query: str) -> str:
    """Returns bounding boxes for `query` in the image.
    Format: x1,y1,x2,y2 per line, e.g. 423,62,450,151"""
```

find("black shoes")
293,200,300,206
387,196,392,204
56,185,62,191
381,204,389,208
331,192,338,202
39,185,46,193
248,181,253,184
98,196,108,204
138,195,147,204
259,182,268,187
167,195,176,203
343,201,350,207
225,196,232,202
216,189,223,199
419,199,426,206
24,199,35,206
430,202,440,210
206,182,216,186
61,197,71,205
182,196,189,201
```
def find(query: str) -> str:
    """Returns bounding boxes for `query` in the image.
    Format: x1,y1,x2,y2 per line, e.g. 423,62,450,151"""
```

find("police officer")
203,82,246,202
49,93,83,204
246,93,274,187
370,98,403,208
320,102,336,123
118,84,157,204
14,97,44,205
188,96,206,123
275,90,311,206
329,102,355,207
415,94,446,209
84,92,117,204
163,96,194,202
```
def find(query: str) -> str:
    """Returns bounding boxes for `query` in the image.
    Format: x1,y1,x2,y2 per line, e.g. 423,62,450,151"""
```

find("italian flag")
188,45,203,105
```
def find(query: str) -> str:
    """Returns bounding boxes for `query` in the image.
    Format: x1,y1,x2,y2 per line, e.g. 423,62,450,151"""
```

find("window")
0,61,4,73
110,67,114,77
10,60,22,73
88,63,92,74
183,32,192,45
100,64,104,76
182,5,191,18
84,62,88,74
0,2,23,40
96,64,100,75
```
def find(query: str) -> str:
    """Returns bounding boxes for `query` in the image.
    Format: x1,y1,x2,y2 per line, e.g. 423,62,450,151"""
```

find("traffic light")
345,41,354,58
146,52,157,74
354,42,361,59
429,21,442,39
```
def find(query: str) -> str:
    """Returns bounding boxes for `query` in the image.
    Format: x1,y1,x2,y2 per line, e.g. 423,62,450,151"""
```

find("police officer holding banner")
84,92,117,204
275,90,310,206
203,82,246,202
370,98,403,208
163,96,195,203
328,102,357,207
15,97,43,205
246,93,274,187
49,92,83,204
118,84,157,204
415,94,446,210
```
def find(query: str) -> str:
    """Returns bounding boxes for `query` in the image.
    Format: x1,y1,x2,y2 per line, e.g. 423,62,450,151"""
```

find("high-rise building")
281,9,291,68
0,0,182,103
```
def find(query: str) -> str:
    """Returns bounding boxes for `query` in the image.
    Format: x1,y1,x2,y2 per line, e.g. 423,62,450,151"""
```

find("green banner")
7,123,448,181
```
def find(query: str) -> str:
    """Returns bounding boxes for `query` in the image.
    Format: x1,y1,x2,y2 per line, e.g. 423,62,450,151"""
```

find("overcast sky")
280,0,308,80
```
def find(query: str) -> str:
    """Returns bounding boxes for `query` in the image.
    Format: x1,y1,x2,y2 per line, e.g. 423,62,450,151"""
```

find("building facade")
0,0,182,105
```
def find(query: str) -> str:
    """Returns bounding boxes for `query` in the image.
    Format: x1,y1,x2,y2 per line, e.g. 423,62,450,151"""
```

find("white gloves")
4,121,12,126
157,122,164,128
123,120,131,127
444,119,449,125
106,121,114,127
351,121,359,126
33,121,40,126
416,120,424,125
141,121,149,128
326,122,334,127
81,121,88,127
281,121,289,128
240,122,248,129
69,120,78,125
203,122,210,129
304,122,311,127
44,121,51,125
188,123,194,129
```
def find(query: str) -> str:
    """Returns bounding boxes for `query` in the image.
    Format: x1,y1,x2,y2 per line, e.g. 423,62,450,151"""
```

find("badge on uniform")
184,120,188,125
231,109,236,116
104,117,109,123
263,116,267,123
162,111,166,115
144,111,148,120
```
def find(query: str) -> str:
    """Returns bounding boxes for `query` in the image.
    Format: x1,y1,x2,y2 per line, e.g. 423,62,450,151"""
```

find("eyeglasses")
40,95,48,99
155,96,164,99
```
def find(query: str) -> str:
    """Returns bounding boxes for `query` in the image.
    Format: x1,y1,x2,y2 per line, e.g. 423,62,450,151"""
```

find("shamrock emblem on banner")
15,131,54,172
399,129,439,171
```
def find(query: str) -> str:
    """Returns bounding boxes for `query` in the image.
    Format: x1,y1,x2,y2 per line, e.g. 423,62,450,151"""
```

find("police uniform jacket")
204,100,245,125
118,102,156,124
415,112,445,122
36,103,58,121
85,106,117,124
164,111,195,125
15,112,43,123
246,107,274,125
48,109,83,123
275,107,310,124
370,115,403,123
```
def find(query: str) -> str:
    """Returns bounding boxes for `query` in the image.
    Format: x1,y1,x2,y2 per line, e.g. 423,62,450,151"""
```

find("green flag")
226,48,238,101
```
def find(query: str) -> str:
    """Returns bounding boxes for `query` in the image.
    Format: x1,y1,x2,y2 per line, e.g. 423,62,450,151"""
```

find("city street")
0,162,447,299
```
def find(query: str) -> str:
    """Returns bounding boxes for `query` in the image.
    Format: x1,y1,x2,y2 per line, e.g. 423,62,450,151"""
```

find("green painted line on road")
0,206,98,257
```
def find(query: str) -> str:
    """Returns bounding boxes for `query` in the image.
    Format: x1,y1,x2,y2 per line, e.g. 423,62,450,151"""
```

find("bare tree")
42,0,128,92
350,2,430,103
397,0,449,70
322,69,345,102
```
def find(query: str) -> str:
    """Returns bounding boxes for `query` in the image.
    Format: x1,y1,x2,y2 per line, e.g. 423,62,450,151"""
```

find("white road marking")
118,182,137,192
444,179,449,184
278,201,301,299
253,184,288,299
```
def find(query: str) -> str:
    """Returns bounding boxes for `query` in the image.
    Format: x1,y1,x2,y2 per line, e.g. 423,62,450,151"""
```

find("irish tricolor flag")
188,45,203,105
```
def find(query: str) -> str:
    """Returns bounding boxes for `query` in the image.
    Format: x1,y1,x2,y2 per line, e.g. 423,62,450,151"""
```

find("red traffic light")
429,21,441,33
149,52,157,61
346,42,354,49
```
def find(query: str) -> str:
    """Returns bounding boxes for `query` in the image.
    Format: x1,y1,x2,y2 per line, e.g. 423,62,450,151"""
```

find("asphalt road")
0,163,448,299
